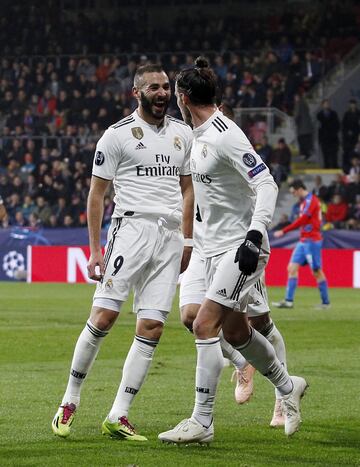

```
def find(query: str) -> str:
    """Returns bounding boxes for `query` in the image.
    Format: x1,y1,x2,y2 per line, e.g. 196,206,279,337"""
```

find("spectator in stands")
324,194,348,228
344,172,360,205
21,194,36,221
34,195,52,226
270,138,292,186
301,51,321,90
341,99,360,172
14,210,27,227
347,157,360,183
346,194,360,230
317,99,340,168
255,134,273,164
294,93,313,160
312,175,330,202
0,195,9,228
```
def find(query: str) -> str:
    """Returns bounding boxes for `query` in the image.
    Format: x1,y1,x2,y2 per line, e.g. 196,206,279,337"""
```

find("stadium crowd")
0,0,359,229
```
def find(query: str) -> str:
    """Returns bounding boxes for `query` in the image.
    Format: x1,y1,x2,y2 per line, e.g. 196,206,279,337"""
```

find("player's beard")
140,91,169,121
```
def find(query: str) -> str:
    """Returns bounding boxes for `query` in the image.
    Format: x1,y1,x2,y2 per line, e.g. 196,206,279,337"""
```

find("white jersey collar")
134,109,166,132
192,109,220,137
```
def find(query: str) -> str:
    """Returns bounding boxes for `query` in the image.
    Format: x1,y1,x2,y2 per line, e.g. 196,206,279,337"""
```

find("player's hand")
274,230,284,238
234,230,262,275
87,250,105,281
180,246,193,274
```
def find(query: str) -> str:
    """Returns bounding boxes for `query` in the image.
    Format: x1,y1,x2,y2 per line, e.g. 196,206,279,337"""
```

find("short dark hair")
289,179,306,190
176,56,218,105
134,64,165,87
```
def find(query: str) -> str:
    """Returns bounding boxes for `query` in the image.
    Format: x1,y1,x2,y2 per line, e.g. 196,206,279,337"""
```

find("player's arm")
220,126,278,274
88,128,119,281
179,174,194,273
87,175,111,281
276,201,315,237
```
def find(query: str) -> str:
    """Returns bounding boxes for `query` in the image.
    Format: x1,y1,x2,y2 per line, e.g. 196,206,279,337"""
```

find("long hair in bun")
195,56,209,69
176,56,217,105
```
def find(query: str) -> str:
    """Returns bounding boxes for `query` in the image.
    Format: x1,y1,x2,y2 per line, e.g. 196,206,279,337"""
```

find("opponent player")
272,179,330,309
52,64,194,441
179,105,287,427
159,57,308,444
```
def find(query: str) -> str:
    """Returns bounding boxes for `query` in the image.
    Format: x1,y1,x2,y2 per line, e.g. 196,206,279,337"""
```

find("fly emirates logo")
136,154,180,177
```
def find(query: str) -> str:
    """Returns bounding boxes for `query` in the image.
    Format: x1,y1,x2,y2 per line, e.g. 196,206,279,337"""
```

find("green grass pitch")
0,283,359,467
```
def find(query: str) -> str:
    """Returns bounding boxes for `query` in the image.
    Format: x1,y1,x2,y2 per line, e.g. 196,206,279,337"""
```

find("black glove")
234,230,263,275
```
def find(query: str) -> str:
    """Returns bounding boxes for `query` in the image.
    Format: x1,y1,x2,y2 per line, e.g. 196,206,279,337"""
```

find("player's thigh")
289,242,306,271
193,298,228,339
93,218,154,302
179,250,206,327
305,240,323,272
134,228,183,313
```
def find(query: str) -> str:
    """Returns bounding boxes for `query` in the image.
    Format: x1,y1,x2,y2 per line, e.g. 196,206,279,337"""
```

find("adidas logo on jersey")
216,288,227,297
135,142,146,150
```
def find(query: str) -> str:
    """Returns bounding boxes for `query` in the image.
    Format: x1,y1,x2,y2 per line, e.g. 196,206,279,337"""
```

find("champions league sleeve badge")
131,127,144,140
242,153,257,168
94,151,105,165
174,136,182,151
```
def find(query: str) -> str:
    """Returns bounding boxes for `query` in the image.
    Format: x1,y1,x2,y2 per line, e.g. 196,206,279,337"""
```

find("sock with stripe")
236,328,293,396
285,277,298,302
218,330,247,370
108,335,158,422
260,320,288,399
318,279,330,304
61,319,108,407
191,337,224,427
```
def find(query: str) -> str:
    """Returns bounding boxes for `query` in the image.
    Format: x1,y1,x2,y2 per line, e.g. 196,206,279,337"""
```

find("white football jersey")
92,111,192,225
191,109,277,257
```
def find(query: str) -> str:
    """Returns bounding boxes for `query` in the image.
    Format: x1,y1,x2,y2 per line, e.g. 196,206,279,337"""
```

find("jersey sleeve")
92,128,121,180
219,123,278,234
179,126,193,176
218,124,272,187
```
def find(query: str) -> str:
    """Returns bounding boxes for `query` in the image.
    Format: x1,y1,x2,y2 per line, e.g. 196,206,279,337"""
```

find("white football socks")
262,320,288,399
236,328,293,396
62,320,108,407
108,335,158,422
191,337,224,428
218,330,248,370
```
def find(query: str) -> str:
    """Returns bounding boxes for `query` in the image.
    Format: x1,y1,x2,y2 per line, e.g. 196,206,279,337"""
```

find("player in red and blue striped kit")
273,179,330,309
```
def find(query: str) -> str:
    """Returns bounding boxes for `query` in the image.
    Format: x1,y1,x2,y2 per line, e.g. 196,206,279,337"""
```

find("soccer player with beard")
52,64,194,441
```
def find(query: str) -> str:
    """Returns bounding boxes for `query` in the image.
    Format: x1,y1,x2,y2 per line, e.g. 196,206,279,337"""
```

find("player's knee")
223,327,250,347
181,315,194,333
249,313,270,333
136,318,164,340
180,305,199,333
193,315,215,339
89,307,118,331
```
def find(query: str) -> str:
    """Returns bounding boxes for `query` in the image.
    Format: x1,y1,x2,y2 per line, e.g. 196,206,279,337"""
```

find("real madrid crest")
105,278,113,290
131,127,144,140
174,136,182,151
201,144,208,158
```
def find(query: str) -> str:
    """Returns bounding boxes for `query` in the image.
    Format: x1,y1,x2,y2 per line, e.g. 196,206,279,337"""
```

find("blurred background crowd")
0,0,359,229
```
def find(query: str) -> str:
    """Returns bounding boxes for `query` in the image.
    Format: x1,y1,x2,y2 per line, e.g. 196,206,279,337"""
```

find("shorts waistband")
113,213,181,230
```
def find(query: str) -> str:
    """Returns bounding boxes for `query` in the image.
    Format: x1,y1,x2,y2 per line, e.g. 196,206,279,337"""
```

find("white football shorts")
180,248,269,316
93,217,183,313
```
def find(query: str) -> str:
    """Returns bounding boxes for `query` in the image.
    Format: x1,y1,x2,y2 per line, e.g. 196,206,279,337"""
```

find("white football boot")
158,418,214,444
282,376,308,436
